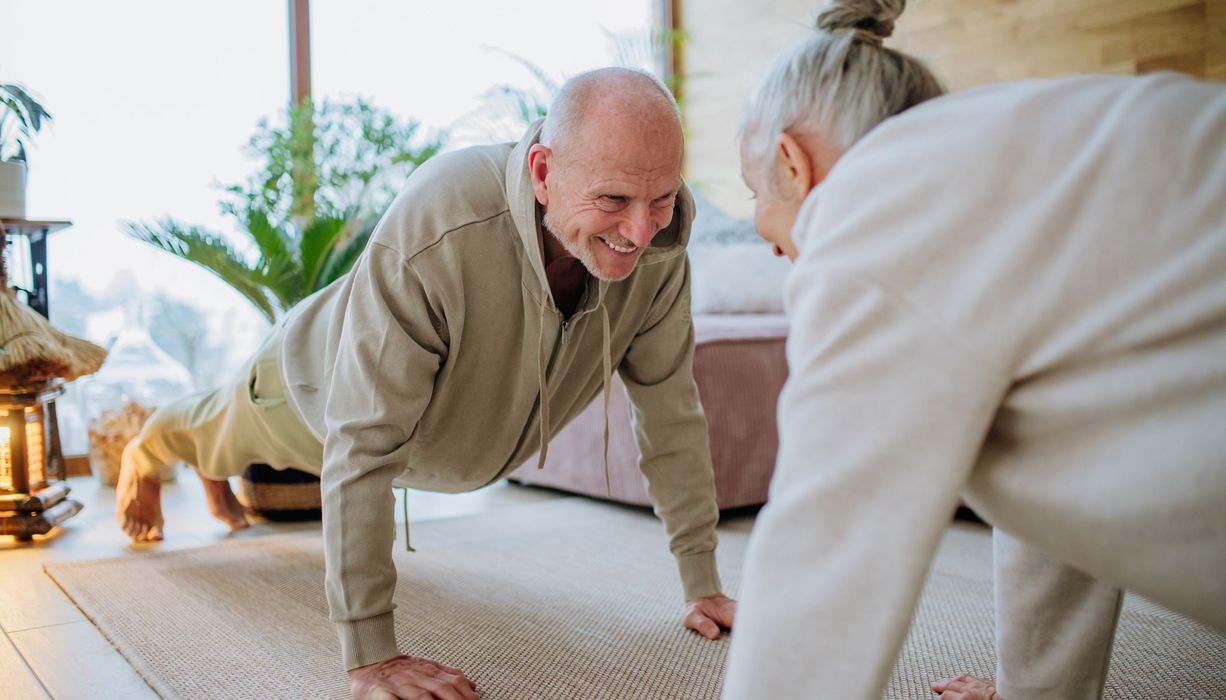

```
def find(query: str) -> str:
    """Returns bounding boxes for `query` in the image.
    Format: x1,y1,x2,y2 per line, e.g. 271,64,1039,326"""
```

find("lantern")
0,379,81,540
0,219,101,541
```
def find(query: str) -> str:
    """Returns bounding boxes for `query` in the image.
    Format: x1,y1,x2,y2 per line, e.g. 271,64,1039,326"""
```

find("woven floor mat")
46,499,1225,699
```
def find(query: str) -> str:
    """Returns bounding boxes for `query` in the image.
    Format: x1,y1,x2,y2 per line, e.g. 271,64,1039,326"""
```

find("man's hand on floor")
682,593,737,639
931,673,1005,700
348,654,479,700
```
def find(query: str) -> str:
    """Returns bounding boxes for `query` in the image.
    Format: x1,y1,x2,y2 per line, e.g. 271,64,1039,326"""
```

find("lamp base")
0,498,83,540
0,480,70,513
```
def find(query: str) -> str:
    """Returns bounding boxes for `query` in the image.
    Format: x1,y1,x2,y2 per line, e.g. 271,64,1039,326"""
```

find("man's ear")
528,144,551,206
775,133,815,203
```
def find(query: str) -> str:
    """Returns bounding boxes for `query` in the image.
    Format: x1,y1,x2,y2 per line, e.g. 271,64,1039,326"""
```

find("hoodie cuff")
676,551,722,600
337,612,400,670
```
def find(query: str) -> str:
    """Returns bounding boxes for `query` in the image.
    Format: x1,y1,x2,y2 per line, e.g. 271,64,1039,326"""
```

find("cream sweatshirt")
280,123,722,669
723,74,1226,698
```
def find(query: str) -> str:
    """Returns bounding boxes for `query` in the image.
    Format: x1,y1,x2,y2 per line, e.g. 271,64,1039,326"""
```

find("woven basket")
236,464,321,521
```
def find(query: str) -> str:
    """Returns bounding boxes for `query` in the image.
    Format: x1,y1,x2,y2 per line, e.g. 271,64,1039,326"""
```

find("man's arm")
618,258,723,604
721,270,1008,699
321,243,446,670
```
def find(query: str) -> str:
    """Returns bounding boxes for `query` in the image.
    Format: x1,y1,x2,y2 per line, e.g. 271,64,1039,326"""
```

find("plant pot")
0,160,26,219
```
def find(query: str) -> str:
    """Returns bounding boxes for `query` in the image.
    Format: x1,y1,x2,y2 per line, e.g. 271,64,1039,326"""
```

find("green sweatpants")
123,324,323,481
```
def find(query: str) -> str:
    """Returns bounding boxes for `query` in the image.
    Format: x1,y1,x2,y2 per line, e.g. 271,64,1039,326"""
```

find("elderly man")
116,67,736,699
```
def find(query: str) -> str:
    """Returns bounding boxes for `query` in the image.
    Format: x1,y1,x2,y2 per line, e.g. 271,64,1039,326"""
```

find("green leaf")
0,83,53,162
245,207,302,309
123,218,280,323
298,213,354,292
318,217,376,289
0,84,52,133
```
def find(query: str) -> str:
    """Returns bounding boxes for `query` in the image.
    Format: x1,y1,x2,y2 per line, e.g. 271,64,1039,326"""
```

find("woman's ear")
775,133,815,202
777,131,843,201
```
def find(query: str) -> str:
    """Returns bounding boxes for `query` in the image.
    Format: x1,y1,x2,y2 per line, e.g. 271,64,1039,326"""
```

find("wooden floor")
0,472,565,699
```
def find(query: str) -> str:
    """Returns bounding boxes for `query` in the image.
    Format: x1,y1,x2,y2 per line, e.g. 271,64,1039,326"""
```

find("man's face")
532,131,683,281
740,144,800,261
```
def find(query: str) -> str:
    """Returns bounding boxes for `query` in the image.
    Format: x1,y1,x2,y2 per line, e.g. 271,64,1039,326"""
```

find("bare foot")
200,475,249,532
931,674,1004,700
116,441,165,542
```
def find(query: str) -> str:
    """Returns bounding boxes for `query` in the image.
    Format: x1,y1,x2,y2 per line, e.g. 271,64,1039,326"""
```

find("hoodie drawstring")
399,486,415,552
600,302,611,497
536,294,550,468
536,284,611,500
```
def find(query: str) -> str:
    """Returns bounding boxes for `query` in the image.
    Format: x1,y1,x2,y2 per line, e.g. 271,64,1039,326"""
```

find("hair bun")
815,0,905,41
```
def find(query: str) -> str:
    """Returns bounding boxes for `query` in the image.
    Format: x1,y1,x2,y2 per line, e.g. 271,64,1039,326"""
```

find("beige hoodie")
280,122,722,669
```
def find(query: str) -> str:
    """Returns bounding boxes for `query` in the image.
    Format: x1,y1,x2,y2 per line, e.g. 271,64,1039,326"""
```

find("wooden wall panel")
682,0,1224,216
891,0,1224,90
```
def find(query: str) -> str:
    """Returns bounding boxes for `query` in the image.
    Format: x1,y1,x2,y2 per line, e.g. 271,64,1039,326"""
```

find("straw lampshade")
0,228,106,388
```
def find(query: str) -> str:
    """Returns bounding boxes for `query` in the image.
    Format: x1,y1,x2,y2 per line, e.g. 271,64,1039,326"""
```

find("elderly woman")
723,1,1226,699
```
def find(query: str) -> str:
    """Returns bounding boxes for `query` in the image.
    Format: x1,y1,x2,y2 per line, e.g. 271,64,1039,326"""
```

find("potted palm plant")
124,98,445,323
0,81,52,219
120,98,444,517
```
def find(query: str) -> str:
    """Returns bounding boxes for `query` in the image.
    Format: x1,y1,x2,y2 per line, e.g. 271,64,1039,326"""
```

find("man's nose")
620,206,656,248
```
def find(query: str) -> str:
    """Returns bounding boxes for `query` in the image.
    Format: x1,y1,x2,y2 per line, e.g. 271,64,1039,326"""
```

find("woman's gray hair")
740,0,944,180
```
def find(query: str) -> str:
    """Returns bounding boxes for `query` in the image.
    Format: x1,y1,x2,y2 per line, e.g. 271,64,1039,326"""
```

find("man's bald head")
540,67,683,164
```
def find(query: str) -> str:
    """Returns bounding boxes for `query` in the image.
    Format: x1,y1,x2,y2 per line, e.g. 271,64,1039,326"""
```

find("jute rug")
46,499,1225,699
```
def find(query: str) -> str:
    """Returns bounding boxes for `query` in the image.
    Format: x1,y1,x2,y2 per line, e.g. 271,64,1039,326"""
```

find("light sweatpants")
122,325,322,481
993,530,1125,700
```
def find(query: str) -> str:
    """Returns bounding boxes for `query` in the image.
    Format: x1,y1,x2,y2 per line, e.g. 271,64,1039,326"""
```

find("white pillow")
688,243,791,314
689,190,761,246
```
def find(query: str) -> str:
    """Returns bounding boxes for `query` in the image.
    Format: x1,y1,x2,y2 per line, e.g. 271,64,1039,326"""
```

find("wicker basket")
236,464,321,521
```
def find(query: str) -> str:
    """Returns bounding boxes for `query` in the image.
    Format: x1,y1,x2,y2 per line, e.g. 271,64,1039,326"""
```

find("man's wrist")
676,551,721,600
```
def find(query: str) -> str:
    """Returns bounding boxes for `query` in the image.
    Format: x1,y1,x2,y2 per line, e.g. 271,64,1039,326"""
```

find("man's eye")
603,195,626,203
653,195,677,207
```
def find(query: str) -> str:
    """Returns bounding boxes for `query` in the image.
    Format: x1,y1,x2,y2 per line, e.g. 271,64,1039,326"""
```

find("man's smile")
598,235,637,255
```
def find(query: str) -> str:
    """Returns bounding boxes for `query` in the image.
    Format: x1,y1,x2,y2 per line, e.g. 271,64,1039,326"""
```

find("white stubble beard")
542,210,635,282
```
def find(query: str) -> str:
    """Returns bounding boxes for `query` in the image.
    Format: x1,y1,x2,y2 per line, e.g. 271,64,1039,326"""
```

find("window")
311,0,657,147
4,1,290,453
2,0,658,456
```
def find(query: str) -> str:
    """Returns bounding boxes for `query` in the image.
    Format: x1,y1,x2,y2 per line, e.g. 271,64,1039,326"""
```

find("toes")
121,511,164,542
213,506,248,530
121,514,140,540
